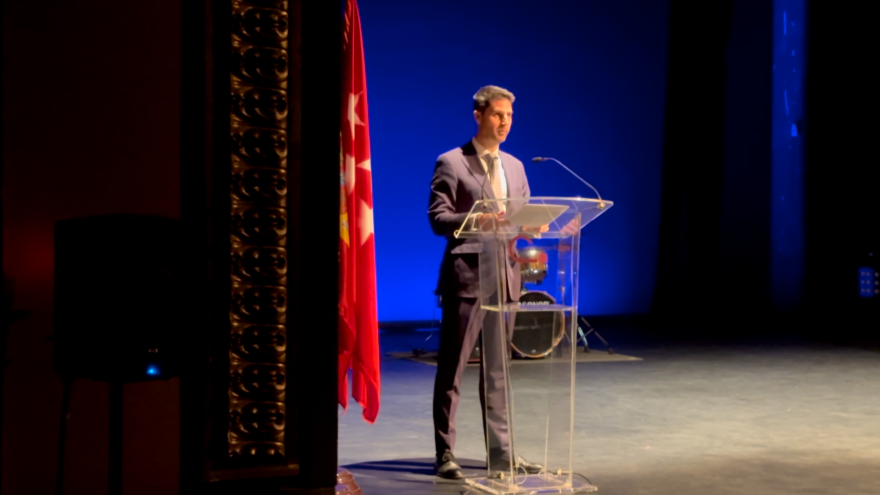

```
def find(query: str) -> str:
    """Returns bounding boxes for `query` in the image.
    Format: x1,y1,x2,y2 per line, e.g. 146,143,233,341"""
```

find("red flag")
339,0,380,424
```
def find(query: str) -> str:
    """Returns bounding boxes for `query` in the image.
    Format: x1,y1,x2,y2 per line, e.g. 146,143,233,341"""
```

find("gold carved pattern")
229,0,289,463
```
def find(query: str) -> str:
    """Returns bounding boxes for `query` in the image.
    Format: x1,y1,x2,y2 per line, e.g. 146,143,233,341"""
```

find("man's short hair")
473,85,515,113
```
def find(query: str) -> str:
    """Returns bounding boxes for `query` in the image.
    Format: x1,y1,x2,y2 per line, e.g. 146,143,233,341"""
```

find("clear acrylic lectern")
454,196,613,494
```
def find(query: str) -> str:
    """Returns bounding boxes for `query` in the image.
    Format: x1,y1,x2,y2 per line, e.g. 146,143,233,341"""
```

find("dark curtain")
652,0,736,333
803,2,880,336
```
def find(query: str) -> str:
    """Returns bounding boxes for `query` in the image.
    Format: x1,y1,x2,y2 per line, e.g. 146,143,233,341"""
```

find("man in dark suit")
428,85,541,479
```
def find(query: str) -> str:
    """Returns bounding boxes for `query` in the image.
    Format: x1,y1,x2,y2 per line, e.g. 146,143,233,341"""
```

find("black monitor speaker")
53,214,191,382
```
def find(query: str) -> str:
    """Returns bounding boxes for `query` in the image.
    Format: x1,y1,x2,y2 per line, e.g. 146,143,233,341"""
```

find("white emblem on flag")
358,198,374,246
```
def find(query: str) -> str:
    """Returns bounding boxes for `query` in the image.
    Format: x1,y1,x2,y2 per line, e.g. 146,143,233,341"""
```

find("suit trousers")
432,293,516,463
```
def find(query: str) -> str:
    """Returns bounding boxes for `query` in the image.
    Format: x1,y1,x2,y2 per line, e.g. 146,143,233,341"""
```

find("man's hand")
477,212,510,231
521,224,550,234
561,217,579,236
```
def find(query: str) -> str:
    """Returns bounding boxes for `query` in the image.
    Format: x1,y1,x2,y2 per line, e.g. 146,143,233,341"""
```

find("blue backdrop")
359,0,670,321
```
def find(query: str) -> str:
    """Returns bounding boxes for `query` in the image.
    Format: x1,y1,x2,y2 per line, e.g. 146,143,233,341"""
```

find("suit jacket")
428,140,530,301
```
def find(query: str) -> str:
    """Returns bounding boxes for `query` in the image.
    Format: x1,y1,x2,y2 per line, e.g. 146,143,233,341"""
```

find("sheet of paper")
503,204,569,228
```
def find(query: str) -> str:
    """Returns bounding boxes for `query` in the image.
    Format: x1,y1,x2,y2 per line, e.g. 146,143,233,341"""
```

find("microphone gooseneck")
530,157,602,201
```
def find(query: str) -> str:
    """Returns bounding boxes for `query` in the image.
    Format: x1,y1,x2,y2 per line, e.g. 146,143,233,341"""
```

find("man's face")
475,98,513,145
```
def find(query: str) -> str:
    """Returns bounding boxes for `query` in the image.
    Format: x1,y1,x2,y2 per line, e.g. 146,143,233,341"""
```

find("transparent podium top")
454,196,613,239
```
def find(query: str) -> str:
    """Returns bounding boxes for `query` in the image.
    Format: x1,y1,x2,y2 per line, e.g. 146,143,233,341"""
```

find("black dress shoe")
435,451,463,480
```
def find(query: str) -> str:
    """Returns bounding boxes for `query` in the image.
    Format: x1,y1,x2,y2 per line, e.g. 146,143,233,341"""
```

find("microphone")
531,157,602,201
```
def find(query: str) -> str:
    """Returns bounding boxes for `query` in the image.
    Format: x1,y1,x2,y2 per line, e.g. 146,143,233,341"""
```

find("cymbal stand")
576,316,614,354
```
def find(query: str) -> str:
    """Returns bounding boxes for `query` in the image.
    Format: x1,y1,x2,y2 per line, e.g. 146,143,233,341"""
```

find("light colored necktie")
486,154,503,199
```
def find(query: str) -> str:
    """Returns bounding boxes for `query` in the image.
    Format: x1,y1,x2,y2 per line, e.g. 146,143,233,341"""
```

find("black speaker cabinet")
53,214,190,382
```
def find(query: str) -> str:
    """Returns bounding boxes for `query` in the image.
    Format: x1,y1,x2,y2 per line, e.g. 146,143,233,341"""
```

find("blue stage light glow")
358,0,670,320
771,0,806,311
146,365,159,376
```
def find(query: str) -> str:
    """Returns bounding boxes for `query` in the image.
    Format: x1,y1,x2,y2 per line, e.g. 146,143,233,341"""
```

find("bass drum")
511,291,566,359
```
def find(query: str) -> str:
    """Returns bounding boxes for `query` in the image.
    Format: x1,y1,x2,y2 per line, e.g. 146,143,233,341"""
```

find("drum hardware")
577,316,614,354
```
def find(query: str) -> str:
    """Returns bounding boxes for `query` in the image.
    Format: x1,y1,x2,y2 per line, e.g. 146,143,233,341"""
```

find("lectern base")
465,473,598,494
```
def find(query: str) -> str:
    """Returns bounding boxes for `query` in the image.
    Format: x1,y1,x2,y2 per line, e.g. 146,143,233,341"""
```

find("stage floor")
338,327,880,494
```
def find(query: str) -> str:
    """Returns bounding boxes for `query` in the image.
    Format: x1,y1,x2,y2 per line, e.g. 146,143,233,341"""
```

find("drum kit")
467,240,606,362
466,239,613,362
505,240,561,359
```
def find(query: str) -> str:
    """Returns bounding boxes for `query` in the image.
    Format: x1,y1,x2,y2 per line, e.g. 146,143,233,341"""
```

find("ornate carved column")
181,0,338,491
228,0,290,465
